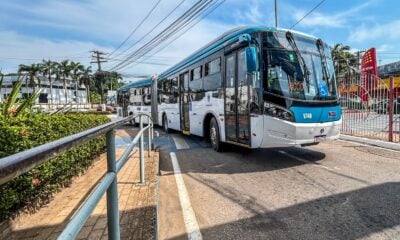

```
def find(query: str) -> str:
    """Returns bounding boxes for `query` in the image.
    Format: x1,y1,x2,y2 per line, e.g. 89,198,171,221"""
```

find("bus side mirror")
246,47,257,72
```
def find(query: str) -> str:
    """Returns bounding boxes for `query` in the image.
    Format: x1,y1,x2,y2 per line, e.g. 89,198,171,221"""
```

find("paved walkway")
2,128,158,240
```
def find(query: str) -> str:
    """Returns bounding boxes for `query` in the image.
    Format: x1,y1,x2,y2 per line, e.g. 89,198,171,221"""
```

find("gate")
339,74,399,142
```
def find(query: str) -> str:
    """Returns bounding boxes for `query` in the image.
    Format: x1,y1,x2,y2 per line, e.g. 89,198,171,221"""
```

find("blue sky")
0,0,399,79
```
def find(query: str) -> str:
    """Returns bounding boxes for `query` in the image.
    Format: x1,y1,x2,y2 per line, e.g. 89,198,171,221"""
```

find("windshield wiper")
316,39,331,93
285,31,310,92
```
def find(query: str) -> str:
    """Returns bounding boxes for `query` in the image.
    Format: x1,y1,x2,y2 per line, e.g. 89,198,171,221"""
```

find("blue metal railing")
0,113,154,240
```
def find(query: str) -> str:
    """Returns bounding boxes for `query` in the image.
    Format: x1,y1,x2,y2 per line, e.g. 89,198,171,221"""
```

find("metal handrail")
0,113,154,240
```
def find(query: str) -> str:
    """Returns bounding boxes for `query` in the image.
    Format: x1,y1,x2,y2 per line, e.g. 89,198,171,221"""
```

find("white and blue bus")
116,78,152,125
150,26,341,151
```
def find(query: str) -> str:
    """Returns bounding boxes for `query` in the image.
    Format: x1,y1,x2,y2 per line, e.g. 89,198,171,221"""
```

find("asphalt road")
156,130,400,240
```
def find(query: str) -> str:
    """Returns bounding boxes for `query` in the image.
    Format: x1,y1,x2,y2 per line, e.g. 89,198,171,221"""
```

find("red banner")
360,48,378,101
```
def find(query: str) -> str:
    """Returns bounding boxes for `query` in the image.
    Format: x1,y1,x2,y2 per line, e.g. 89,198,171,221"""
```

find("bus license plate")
314,135,327,142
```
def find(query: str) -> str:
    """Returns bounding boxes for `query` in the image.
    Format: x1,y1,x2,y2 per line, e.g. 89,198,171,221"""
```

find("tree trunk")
100,80,104,104
86,85,90,104
63,76,67,104
49,73,53,106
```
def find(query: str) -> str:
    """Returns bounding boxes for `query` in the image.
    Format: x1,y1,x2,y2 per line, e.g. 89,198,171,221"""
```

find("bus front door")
179,72,190,134
224,50,250,145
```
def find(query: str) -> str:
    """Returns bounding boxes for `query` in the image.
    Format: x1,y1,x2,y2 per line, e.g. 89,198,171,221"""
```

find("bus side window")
204,57,221,91
171,77,179,103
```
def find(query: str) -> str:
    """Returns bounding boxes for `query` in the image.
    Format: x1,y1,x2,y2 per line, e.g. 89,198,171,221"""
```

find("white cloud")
0,0,234,79
376,44,394,53
348,20,400,43
289,0,375,28
0,31,111,73
1,0,199,44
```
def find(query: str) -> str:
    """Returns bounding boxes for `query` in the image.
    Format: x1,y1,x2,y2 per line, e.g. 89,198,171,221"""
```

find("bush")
0,113,110,221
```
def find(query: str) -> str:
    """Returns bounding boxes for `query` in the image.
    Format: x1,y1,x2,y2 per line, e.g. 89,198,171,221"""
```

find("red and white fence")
339,75,400,143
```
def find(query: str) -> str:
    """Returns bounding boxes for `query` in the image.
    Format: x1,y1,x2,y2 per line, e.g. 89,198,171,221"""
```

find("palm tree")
59,60,71,103
109,71,123,91
40,60,57,105
331,43,357,77
0,71,4,93
18,64,40,97
79,66,93,104
69,61,85,102
94,71,106,104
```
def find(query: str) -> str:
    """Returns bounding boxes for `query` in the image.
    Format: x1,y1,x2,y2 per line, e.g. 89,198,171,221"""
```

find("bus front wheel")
210,118,222,152
163,114,169,133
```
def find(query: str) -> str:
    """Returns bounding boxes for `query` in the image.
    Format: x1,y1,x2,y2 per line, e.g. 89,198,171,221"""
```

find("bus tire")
162,114,169,134
129,113,136,126
210,117,222,152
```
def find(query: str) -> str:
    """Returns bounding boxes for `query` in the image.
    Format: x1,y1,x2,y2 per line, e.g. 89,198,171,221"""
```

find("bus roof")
117,78,152,92
158,26,318,79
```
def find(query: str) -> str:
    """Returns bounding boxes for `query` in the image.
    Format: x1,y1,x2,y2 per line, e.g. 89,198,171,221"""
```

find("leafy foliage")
331,43,358,77
0,113,110,221
0,77,41,118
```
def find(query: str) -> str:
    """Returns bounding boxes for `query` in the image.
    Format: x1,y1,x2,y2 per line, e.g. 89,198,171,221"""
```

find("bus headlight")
264,102,294,121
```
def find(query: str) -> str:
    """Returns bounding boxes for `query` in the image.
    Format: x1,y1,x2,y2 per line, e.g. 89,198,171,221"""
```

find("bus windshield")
263,31,338,103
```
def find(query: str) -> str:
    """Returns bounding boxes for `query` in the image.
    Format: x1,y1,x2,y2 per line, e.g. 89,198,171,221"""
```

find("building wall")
0,75,87,104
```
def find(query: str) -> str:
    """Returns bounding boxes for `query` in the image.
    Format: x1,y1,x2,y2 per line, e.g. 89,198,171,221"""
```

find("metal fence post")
139,115,145,184
148,116,151,157
389,76,394,142
151,122,154,143
106,130,120,240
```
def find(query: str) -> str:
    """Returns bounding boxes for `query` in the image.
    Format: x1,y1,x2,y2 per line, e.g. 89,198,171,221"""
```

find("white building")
0,74,88,106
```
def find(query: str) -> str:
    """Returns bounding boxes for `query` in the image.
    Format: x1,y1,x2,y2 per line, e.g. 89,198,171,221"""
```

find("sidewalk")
1,128,158,240
340,134,400,151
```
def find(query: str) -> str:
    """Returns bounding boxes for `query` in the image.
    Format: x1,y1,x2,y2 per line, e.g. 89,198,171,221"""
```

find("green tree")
79,66,93,104
94,71,105,104
18,64,41,95
105,71,123,91
331,43,357,78
40,60,57,104
69,61,85,102
58,60,71,103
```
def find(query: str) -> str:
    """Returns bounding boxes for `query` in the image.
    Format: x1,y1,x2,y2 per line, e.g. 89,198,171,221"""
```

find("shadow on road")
159,144,326,175
168,181,400,240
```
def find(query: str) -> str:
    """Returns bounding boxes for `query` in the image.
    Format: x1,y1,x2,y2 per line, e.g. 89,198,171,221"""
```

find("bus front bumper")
260,116,342,148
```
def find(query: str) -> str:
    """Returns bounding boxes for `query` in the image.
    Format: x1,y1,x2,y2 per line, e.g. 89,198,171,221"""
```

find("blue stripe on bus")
117,78,152,91
290,105,341,123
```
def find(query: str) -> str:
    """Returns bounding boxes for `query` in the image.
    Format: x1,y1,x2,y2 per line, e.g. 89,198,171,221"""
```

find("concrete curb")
340,134,400,151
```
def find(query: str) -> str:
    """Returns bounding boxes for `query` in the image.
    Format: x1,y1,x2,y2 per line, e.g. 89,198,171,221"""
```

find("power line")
124,0,225,71
108,0,162,57
290,0,326,29
110,0,217,71
109,0,211,70
110,0,187,60
117,0,224,72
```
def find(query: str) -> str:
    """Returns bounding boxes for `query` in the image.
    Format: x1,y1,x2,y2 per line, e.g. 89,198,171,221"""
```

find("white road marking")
278,150,339,170
170,152,202,240
155,131,160,137
172,135,190,150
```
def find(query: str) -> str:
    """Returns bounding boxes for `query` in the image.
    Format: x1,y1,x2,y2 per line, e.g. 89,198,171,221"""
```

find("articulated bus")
116,78,152,125
149,26,342,151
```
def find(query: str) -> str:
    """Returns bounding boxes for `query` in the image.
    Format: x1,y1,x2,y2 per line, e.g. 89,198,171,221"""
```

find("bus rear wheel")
210,118,222,152
163,114,169,133
129,114,136,126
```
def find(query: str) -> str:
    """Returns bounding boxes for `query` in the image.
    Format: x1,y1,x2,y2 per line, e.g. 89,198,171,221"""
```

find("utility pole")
91,50,107,104
275,0,278,28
